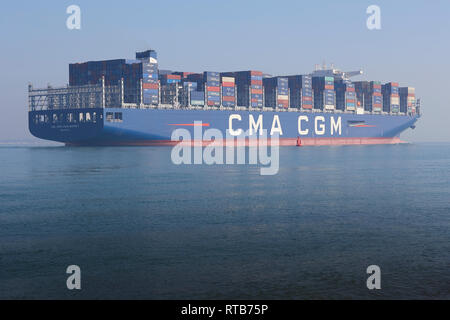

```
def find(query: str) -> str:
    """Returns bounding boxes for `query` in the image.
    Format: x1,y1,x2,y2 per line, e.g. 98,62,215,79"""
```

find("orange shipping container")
251,89,263,94
167,74,181,80
143,83,159,89
222,96,235,102
222,82,235,87
207,86,220,92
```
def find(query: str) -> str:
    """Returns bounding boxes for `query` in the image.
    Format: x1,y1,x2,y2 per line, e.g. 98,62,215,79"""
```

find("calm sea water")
0,143,449,299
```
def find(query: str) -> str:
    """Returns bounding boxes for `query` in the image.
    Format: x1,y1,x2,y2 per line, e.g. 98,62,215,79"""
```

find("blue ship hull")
29,108,419,146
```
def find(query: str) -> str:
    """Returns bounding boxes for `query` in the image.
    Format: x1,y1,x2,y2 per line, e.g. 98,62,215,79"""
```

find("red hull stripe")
67,137,405,147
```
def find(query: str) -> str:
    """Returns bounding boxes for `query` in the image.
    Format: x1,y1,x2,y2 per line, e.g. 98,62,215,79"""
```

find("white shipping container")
221,77,235,83
391,96,400,104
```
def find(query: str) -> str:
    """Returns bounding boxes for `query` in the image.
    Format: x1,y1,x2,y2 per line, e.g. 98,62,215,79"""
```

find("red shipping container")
207,86,220,92
222,82,235,87
167,74,181,80
251,98,259,102
325,85,334,90
302,104,313,109
251,89,263,94
347,88,355,92
207,101,216,106
251,80,262,86
302,96,313,101
222,96,235,102
391,82,399,87
143,83,159,89
250,71,263,76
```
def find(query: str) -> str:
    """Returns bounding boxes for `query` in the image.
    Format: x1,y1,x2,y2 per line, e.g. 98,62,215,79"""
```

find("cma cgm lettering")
228,114,342,136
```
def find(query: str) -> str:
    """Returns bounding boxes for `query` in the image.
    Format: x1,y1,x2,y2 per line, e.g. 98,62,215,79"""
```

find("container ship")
28,49,420,146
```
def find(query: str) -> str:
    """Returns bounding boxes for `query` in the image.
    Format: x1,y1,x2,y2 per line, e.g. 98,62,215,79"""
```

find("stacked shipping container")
160,74,181,85
69,50,416,113
353,81,383,113
190,90,205,106
287,75,313,110
70,59,126,86
123,61,143,104
312,76,336,110
399,87,416,114
172,71,196,80
70,59,143,104
137,50,159,106
184,73,205,106
196,72,221,107
160,74,181,105
221,76,236,107
179,81,198,107
335,80,357,111
263,77,289,108
382,82,400,113
221,71,263,108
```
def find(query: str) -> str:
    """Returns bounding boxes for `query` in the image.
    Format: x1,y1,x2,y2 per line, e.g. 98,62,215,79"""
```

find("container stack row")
137,50,159,106
286,75,313,110
70,59,126,86
160,74,181,105
68,49,416,114
399,87,416,114
184,73,206,106
221,71,263,108
197,72,221,107
353,81,383,113
382,82,400,113
70,59,143,104
263,77,289,108
335,80,357,111
249,71,264,108
312,76,336,111
179,81,198,107
221,76,236,107
123,61,143,104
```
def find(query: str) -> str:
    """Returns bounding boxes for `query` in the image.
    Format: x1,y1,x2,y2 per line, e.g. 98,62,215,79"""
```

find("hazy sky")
0,0,449,142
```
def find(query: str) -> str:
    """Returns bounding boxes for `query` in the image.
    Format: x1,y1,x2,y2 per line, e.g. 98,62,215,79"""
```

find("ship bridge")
311,64,363,81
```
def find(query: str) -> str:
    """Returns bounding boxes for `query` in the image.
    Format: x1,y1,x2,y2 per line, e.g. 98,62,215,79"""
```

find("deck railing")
28,78,122,111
